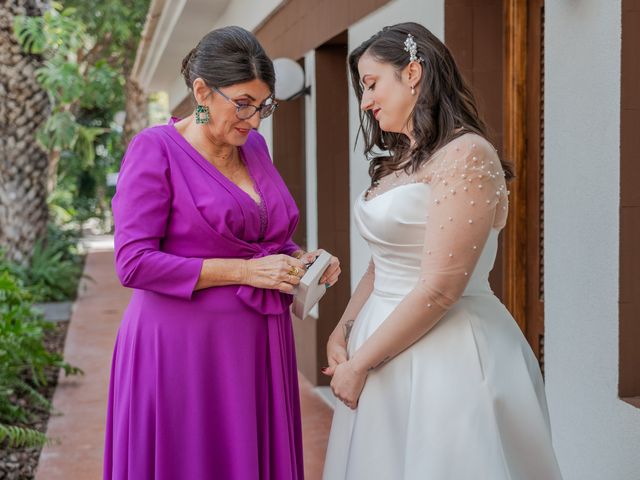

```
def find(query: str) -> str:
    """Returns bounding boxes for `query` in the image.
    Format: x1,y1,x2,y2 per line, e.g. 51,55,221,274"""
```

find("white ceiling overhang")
132,0,285,110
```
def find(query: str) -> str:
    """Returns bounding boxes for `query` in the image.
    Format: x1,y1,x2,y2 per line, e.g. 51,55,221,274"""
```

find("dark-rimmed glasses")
211,86,278,120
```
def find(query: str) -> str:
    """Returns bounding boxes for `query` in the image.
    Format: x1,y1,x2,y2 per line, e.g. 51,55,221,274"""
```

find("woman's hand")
243,254,307,294
303,249,341,287
328,360,368,410
323,330,349,377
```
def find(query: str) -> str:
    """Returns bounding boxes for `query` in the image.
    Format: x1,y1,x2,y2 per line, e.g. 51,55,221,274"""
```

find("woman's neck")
178,117,238,169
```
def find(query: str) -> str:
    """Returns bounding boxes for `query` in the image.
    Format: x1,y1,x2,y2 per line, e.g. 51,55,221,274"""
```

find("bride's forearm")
349,287,449,373
331,259,375,343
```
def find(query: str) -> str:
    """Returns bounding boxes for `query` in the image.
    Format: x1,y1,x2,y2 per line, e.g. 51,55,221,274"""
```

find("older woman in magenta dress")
103,26,341,480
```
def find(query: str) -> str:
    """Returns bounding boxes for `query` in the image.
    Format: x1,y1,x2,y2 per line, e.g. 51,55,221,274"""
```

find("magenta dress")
103,120,304,480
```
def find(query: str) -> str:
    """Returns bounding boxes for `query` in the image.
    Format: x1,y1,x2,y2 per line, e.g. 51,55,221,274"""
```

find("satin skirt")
323,292,563,480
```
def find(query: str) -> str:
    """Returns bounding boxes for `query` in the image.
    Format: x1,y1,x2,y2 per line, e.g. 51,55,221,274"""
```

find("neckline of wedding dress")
359,182,504,232
361,181,428,203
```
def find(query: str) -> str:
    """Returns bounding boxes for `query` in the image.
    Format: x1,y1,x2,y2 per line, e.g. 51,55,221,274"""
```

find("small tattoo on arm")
343,319,355,343
369,356,391,372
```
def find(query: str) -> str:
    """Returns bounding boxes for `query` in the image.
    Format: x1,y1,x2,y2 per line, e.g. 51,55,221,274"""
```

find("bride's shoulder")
444,133,498,158
418,133,501,184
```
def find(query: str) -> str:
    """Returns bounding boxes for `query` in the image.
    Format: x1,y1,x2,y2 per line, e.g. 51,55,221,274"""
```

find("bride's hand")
329,360,368,410
323,331,348,376
304,249,341,287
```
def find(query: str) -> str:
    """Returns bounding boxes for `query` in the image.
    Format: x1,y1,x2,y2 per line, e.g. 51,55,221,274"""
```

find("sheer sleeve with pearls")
350,134,508,373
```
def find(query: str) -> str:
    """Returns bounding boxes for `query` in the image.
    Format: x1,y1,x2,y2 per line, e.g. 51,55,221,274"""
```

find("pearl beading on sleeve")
412,134,509,308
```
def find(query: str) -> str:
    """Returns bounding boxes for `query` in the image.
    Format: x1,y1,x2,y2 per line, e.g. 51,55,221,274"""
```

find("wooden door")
446,0,546,366
503,0,546,367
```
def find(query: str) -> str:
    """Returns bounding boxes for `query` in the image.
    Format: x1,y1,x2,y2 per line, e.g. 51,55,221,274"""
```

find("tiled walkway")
35,244,333,479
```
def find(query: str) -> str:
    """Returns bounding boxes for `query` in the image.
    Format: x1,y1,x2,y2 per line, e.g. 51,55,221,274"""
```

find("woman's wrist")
197,258,252,290
350,349,390,375
329,328,346,345
239,259,252,285
291,249,306,259
348,355,369,376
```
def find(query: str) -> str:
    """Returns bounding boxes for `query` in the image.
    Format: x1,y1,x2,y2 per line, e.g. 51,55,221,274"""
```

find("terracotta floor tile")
299,374,333,480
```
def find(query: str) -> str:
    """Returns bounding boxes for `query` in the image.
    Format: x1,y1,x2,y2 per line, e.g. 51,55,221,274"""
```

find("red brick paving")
35,248,333,480
35,250,129,480
299,375,333,480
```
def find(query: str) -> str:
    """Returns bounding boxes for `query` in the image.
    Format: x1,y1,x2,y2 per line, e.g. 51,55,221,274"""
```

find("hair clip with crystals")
403,33,422,63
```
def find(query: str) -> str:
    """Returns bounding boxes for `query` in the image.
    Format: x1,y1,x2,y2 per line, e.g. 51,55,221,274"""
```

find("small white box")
292,251,332,319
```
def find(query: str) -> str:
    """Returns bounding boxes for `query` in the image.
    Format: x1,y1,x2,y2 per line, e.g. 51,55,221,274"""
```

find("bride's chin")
378,122,401,134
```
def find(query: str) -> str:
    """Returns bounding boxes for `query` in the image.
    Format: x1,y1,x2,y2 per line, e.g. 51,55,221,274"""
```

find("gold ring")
288,266,299,277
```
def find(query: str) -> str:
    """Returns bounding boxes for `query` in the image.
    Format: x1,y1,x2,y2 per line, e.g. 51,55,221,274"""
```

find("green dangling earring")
194,104,210,124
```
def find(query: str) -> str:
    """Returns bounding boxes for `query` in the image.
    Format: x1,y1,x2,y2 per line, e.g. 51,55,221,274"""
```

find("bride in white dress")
322,22,563,479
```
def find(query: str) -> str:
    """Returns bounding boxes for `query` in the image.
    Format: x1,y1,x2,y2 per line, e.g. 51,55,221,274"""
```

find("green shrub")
5,223,85,303
0,424,47,449
0,269,81,448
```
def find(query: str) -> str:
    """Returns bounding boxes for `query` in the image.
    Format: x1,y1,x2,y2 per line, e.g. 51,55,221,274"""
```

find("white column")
258,116,273,158
304,50,319,253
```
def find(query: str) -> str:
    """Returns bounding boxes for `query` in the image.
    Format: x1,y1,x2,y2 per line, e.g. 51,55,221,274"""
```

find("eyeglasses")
211,86,278,120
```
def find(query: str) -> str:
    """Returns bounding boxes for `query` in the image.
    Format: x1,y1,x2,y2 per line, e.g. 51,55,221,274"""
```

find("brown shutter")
619,0,640,407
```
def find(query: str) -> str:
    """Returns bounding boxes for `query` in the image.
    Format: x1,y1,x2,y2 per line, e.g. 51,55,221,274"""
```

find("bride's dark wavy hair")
348,22,514,187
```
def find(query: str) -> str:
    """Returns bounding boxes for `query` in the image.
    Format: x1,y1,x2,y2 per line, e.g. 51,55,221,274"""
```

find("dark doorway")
314,31,351,386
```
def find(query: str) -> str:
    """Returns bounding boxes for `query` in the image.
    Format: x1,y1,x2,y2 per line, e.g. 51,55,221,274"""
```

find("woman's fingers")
278,282,295,294
249,254,312,290
328,342,348,362
321,264,341,286
319,256,340,281
334,348,348,364
334,389,357,410
323,267,341,286
300,251,319,264
328,361,366,410
323,365,335,376
303,250,342,285
282,255,307,278
267,255,306,289
330,384,356,410
324,346,348,376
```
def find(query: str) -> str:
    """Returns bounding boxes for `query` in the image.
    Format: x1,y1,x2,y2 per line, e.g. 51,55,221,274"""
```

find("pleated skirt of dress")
103,291,304,480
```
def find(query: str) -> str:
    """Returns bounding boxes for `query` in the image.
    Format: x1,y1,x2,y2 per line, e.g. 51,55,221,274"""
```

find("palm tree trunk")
123,76,148,147
0,0,50,265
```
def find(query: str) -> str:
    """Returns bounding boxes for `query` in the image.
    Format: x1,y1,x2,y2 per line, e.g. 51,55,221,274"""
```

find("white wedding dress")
323,134,562,480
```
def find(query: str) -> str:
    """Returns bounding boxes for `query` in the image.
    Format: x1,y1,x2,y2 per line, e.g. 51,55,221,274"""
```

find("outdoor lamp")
273,57,311,101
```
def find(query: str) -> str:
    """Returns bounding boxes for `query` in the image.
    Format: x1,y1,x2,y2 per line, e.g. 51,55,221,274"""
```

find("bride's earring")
411,85,416,96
